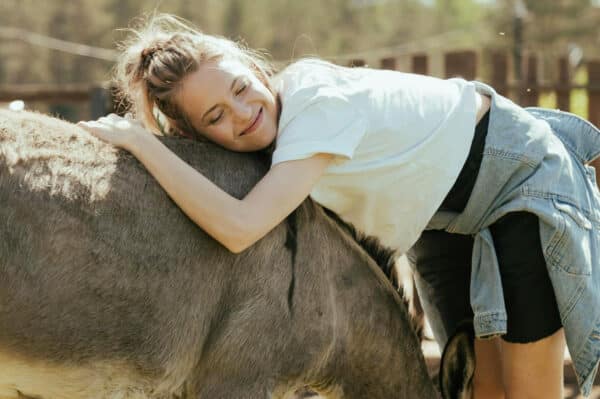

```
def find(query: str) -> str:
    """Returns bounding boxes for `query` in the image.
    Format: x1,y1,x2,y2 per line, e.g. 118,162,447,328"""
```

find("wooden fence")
1,50,599,127
0,83,112,120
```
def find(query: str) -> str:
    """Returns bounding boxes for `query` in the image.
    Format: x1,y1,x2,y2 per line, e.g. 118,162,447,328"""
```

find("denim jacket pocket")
546,199,593,276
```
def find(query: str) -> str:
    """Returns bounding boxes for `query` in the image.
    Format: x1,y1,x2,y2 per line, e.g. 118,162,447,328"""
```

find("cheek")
210,128,231,144
266,107,278,132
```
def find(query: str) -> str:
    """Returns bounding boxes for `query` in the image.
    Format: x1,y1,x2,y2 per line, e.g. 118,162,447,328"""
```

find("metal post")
89,86,110,119
513,4,523,82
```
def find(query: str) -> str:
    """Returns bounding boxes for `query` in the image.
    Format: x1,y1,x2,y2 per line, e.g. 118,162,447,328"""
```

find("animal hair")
321,207,425,340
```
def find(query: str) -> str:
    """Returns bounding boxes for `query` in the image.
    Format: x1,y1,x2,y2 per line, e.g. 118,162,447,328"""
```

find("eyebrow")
200,77,240,124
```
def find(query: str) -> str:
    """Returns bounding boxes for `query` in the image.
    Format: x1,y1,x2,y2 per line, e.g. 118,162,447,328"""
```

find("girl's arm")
131,133,332,253
79,116,333,253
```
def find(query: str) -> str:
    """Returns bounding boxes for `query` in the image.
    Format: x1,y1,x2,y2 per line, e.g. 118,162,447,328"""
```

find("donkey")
0,110,473,399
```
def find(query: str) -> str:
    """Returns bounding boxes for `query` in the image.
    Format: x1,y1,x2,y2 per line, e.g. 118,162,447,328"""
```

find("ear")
439,321,476,399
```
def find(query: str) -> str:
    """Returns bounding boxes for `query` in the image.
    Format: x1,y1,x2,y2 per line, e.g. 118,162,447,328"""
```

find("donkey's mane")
321,207,424,340
322,207,397,281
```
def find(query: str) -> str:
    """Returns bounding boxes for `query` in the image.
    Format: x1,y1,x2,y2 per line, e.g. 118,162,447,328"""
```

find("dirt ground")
301,337,600,398
423,338,600,399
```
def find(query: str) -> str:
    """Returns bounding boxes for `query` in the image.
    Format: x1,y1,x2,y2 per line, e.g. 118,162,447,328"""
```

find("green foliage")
0,0,598,120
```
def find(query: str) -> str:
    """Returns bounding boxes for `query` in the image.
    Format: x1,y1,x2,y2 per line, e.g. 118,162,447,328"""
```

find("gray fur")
439,322,476,399
0,110,468,398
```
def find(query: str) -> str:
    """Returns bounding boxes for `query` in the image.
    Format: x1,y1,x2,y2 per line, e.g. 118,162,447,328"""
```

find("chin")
252,138,276,153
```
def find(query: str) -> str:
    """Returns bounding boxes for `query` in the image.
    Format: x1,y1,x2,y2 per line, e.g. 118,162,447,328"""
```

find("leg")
469,332,565,399
408,230,474,344
473,338,504,399
490,212,565,399
409,230,504,397
501,329,565,399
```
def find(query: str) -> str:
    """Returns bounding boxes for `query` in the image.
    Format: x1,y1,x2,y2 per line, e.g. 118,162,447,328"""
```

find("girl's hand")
77,113,148,151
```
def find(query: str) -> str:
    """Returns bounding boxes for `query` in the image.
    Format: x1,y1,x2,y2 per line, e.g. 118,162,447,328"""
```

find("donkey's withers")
0,110,464,399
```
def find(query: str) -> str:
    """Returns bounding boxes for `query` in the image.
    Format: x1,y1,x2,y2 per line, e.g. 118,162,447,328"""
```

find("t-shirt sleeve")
272,86,367,165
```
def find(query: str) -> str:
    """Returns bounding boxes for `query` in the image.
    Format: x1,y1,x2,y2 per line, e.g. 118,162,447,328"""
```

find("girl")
79,14,600,398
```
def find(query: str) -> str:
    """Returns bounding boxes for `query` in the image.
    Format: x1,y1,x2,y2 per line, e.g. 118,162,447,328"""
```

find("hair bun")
141,46,160,69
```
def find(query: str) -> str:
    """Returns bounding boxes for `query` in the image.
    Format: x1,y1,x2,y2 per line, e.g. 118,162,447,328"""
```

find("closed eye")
235,82,248,95
207,79,247,125
209,111,224,125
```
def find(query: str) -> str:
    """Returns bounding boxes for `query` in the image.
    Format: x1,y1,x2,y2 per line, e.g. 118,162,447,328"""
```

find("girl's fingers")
79,120,110,131
105,113,123,122
78,121,113,140
77,120,100,130
77,118,141,149
97,116,113,125
92,115,140,131
79,114,143,132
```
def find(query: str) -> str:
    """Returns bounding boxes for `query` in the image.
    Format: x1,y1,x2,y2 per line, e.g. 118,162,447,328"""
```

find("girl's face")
176,58,278,152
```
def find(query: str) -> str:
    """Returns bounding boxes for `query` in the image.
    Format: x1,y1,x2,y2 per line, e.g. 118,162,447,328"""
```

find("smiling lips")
240,107,263,136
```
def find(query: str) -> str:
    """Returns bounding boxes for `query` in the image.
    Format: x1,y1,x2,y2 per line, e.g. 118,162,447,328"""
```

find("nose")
232,99,252,123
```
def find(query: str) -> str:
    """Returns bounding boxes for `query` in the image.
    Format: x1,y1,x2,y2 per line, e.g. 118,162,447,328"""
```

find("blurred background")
1,1,599,396
0,0,599,124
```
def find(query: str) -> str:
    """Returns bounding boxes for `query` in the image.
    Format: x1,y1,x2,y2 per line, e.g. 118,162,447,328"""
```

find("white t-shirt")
272,59,478,254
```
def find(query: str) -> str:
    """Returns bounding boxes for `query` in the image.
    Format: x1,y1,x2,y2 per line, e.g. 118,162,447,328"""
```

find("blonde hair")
114,13,276,137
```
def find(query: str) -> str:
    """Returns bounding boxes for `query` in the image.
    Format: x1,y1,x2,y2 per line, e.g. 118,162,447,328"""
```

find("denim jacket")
426,82,600,396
